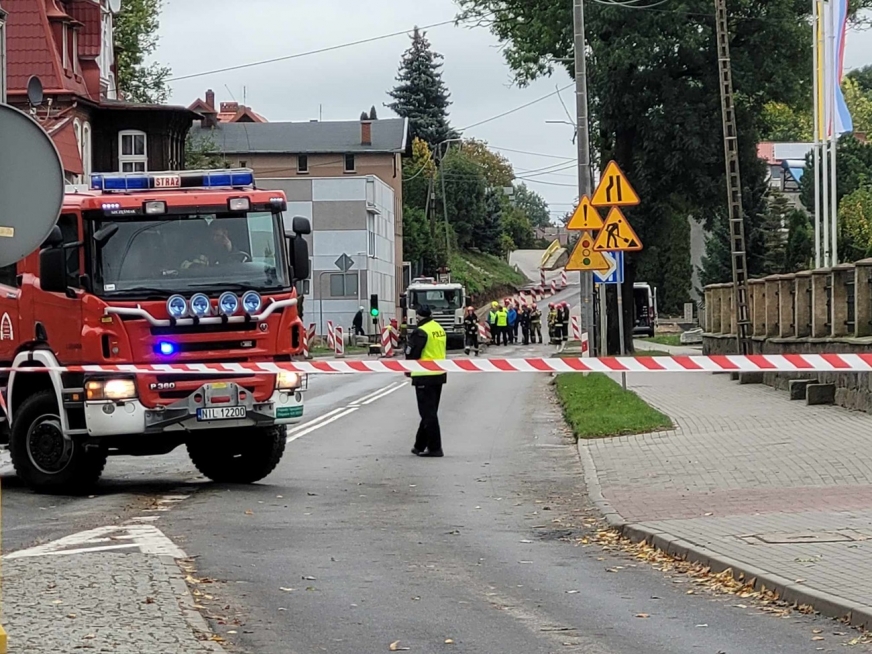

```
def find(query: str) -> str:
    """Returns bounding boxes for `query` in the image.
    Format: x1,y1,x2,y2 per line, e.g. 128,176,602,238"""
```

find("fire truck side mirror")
39,246,67,294
291,216,311,235
42,225,63,249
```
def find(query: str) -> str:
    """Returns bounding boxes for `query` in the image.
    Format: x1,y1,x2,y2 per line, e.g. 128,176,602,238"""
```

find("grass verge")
554,373,672,440
641,333,682,347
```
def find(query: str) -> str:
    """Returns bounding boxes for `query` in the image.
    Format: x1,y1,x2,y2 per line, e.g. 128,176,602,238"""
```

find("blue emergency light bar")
90,169,256,193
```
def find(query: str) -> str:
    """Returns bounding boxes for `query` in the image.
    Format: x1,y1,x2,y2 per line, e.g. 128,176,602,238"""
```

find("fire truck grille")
149,322,259,336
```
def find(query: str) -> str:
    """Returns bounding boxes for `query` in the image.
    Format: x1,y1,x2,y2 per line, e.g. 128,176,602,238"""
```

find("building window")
367,213,376,257
72,29,79,74
119,130,147,172
329,273,358,298
298,154,309,174
82,122,92,179
62,25,70,71
344,154,355,173
239,160,247,168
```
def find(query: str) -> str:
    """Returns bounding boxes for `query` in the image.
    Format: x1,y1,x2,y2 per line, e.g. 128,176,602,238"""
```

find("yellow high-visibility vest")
411,320,447,378
496,309,508,327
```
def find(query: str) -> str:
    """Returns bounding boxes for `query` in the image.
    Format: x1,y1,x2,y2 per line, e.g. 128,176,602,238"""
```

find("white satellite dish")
108,0,122,14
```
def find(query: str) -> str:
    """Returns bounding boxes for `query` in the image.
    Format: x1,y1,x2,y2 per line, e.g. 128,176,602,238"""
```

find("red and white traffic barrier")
308,323,316,347
390,320,399,352
561,269,568,288
550,280,558,295
381,327,394,358
326,320,335,350
333,326,344,358
540,268,546,287
479,322,490,342
19,353,872,375
571,315,581,341
302,326,310,359
581,332,590,358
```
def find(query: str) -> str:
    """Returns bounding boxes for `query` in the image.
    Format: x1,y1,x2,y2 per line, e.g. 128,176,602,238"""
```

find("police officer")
406,305,447,458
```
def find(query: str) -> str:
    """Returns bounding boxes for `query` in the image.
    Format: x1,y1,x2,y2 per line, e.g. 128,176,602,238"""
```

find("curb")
159,555,228,653
576,441,872,630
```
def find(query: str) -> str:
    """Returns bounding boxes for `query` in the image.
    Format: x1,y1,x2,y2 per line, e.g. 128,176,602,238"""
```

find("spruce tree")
479,190,504,256
387,27,457,148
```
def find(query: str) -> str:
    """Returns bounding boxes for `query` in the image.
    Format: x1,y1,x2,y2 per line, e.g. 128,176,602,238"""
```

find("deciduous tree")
114,0,171,104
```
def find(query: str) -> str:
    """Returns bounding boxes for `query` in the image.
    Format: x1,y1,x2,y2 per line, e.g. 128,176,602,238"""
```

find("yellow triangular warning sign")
591,161,640,207
566,196,604,231
566,231,611,271
592,208,642,252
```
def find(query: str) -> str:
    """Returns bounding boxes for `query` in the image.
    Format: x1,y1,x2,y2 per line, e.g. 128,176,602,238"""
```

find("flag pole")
829,0,839,265
812,0,822,268
818,0,830,267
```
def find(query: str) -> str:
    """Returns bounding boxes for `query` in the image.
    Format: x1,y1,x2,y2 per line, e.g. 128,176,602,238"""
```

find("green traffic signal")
370,308,379,317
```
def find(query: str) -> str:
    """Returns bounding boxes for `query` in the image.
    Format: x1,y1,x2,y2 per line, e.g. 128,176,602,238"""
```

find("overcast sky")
156,0,871,222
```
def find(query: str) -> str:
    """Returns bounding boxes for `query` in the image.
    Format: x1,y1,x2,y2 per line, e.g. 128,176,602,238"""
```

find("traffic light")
370,294,379,318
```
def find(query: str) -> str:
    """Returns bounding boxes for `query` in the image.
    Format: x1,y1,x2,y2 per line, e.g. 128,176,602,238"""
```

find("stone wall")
703,259,872,413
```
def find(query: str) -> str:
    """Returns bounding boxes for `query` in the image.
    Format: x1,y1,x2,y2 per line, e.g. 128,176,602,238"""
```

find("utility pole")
573,0,595,353
714,0,751,354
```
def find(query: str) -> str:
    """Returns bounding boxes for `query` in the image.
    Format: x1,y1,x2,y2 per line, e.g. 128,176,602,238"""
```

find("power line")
487,145,576,160
168,17,461,83
458,84,575,131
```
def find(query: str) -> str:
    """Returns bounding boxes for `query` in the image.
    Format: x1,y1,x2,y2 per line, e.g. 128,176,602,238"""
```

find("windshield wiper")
105,286,170,298
188,282,282,291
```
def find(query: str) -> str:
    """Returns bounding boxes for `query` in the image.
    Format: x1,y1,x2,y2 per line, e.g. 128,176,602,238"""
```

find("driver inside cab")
182,221,250,269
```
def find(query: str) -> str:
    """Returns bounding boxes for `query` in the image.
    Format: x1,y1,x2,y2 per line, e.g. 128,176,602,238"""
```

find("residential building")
4,0,197,182
188,89,267,127
757,142,813,211
261,176,396,336
189,107,409,316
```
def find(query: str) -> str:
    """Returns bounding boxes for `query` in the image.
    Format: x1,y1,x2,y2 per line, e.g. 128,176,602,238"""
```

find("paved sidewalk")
580,368,872,626
3,552,222,654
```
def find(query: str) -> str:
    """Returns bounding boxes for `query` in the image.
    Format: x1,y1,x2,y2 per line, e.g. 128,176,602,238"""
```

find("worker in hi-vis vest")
405,305,447,457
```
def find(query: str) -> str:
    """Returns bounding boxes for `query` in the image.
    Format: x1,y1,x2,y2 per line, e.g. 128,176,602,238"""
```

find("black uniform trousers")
414,383,443,453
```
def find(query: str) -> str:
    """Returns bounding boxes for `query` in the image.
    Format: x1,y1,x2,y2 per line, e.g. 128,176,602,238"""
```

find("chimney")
361,119,372,146
205,89,215,110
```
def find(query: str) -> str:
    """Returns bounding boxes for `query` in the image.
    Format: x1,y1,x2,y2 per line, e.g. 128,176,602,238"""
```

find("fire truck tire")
186,426,285,484
9,390,107,493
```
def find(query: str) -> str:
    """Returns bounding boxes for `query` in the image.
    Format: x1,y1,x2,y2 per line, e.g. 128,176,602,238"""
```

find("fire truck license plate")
197,407,246,421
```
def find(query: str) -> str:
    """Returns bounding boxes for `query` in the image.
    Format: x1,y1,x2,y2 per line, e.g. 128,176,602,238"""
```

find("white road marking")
349,381,402,406
284,406,348,436
360,382,408,405
286,407,358,443
5,523,186,559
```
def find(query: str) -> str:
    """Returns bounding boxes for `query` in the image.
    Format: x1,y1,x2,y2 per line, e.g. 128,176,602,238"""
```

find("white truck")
402,277,467,348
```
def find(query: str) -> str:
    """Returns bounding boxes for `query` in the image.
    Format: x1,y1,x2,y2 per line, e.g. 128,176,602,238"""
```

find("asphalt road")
155,354,854,654
0,372,395,553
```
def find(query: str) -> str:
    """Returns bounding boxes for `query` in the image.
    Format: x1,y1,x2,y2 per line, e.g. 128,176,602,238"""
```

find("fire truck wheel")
10,390,107,494
186,426,286,484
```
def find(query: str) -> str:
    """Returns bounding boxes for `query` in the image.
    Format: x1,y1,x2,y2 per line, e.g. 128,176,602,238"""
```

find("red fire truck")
0,169,310,493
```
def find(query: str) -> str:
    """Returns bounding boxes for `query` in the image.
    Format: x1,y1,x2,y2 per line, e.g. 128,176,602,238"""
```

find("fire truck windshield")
93,211,289,295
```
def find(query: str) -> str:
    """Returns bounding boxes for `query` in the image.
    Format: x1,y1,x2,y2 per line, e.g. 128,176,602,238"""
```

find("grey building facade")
261,176,396,338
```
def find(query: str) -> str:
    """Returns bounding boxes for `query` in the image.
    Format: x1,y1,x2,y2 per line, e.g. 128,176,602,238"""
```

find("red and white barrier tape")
9,353,872,374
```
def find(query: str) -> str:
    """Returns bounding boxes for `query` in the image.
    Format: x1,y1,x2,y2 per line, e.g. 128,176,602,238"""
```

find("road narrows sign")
591,161,640,208
566,231,611,272
592,208,643,252
566,196,604,231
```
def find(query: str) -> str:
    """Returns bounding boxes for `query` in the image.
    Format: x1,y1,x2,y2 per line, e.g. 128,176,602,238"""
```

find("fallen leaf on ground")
566,590,579,594
302,575,316,580
812,636,824,641
444,638,455,644
227,630,237,634
812,629,823,634
279,587,295,592
244,510,253,515
635,613,650,619
389,640,410,651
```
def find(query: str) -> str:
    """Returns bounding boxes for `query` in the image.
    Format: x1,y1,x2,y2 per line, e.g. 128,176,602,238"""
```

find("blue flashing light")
218,292,239,316
90,169,256,194
158,341,177,356
241,291,262,315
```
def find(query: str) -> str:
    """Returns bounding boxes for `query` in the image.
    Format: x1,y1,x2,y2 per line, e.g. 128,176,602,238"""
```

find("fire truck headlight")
190,293,211,317
242,291,262,315
167,295,188,319
143,201,167,215
219,292,239,316
228,197,250,212
277,372,301,390
86,379,138,401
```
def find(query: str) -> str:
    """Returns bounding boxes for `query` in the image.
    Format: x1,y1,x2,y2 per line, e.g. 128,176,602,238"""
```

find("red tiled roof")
6,0,90,97
48,116,84,175
188,98,217,114
67,0,101,58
